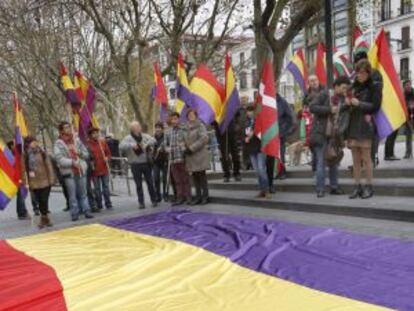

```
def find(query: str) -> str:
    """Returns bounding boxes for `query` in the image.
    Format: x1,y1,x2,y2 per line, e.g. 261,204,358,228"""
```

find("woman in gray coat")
184,109,210,205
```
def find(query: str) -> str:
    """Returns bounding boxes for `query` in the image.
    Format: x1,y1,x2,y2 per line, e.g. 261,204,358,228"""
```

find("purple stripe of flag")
287,62,306,93
107,210,414,310
191,94,215,125
0,191,11,210
375,109,394,139
219,89,240,134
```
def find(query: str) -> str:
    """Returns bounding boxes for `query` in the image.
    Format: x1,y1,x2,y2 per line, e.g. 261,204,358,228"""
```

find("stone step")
207,166,414,180
208,178,414,197
208,189,414,223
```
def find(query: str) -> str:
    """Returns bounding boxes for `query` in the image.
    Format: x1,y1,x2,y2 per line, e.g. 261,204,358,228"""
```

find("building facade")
377,0,414,82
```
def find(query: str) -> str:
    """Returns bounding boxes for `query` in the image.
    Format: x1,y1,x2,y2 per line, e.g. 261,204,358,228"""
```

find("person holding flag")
54,121,94,221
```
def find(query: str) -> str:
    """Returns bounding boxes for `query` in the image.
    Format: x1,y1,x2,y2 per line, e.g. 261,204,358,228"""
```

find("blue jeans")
16,188,28,218
64,175,90,219
314,142,339,192
250,153,269,192
93,175,112,209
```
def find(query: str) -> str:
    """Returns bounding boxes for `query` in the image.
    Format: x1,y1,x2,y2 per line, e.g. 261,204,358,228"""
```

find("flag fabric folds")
354,25,370,55
254,60,280,159
315,42,327,86
218,53,241,134
153,63,169,122
175,53,192,121
333,47,352,77
74,70,98,143
190,64,225,125
0,141,18,210
13,93,28,198
2,210,414,310
286,48,308,93
60,63,81,111
368,28,408,139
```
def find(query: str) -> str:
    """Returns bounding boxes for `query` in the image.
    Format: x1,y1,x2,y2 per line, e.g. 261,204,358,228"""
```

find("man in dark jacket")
403,80,414,158
267,94,295,190
106,134,121,175
303,75,325,172
310,76,351,198
214,111,242,183
153,122,168,202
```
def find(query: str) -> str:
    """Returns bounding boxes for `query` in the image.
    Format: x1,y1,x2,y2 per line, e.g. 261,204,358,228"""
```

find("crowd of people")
9,53,413,229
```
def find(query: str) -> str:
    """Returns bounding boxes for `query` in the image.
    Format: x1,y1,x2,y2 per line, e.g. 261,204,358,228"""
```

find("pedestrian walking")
346,60,381,199
120,121,157,209
87,127,113,210
309,76,350,198
164,112,192,205
54,121,94,221
24,136,55,228
184,109,210,205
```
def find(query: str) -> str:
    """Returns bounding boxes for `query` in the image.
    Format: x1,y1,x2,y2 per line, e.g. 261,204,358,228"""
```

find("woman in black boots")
346,60,381,199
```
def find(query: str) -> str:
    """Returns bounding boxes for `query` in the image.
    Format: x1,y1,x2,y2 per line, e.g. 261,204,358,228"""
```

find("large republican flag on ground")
254,60,280,159
0,210,414,309
368,28,408,139
218,53,241,133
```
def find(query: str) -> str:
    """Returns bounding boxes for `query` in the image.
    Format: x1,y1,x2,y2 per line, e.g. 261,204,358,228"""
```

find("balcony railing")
398,39,413,51
400,70,412,82
400,3,413,15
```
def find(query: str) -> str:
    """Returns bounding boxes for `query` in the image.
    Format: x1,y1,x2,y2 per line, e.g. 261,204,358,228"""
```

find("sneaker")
234,175,242,182
85,213,94,219
139,204,145,209
18,214,31,220
330,188,345,195
34,210,40,216
106,205,113,210
152,202,158,208
255,191,266,198
91,207,101,213
200,198,209,205
316,191,325,198
71,217,79,222
63,207,70,212
349,185,363,199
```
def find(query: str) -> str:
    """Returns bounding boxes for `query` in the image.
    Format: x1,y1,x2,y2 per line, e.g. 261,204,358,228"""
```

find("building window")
400,58,410,81
251,48,256,65
381,0,391,20
240,52,245,66
240,72,247,89
401,0,412,15
401,26,411,50
251,69,257,88
169,88,176,100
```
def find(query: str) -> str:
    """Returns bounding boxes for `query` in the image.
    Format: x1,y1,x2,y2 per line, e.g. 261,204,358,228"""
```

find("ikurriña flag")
368,28,408,139
190,64,225,125
218,53,240,134
286,48,308,93
353,25,370,55
254,59,280,159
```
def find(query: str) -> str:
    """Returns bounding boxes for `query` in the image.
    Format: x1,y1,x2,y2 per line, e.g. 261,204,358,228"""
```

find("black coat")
345,78,380,140
309,91,331,146
277,94,295,138
243,117,261,155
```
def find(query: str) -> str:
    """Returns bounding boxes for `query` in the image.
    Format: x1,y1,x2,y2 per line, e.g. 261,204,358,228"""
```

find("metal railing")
397,39,412,51
109,157,132,196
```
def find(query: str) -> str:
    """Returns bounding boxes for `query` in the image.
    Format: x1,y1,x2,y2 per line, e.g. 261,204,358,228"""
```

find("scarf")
131,132,144,156
60,133,80,174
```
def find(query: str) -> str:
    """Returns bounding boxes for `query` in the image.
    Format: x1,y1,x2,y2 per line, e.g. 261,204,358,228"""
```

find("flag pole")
324,0,334,89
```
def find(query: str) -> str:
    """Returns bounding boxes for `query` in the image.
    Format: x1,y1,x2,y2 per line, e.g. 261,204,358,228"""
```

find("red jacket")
87,139,111,177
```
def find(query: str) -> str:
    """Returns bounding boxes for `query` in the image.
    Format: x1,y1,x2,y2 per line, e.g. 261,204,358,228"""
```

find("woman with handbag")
345,60,381,199
310,76,351,198
24,136,56,229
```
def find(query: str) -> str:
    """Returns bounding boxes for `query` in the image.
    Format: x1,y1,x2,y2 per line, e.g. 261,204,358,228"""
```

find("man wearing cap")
87,127,113,210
